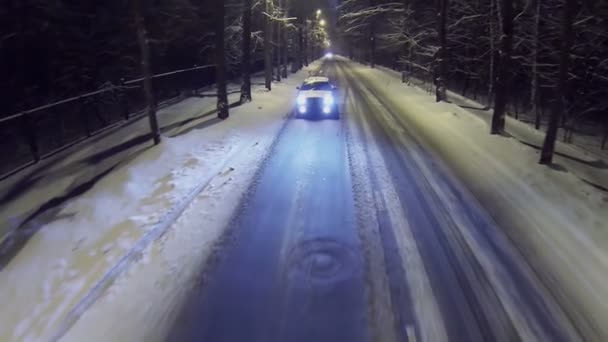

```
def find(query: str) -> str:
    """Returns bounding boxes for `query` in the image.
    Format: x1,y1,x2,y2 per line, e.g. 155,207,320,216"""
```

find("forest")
338,0,608,163
0,0,606,175
0,0,328,177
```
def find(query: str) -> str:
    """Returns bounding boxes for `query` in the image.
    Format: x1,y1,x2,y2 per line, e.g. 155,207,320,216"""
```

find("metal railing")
0,64,215,180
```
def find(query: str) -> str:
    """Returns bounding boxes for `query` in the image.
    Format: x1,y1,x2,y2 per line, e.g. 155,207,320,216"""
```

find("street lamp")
316,9,322,17
320,19,326,26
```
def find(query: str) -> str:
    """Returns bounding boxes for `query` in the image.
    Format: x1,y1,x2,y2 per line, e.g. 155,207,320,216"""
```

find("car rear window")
300,82,333,91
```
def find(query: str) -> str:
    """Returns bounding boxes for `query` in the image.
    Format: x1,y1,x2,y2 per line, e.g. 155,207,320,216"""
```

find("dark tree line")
0,0,328,152
339,0,608,164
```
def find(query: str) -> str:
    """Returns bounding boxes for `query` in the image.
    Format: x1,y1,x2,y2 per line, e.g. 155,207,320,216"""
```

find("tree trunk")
435,0,448,102
370,30,376,68
281,0,289,78
487,0,496,107
303,19,308,66
309,22,315,62
276,6,282,82
540,0,575,164
408,45,414,83
369,0,376,68
264,0,273,90
282,0,289,78
240,0,252,103
531,0,541,129
462,76,469,97
295,18,304,70
132,0,160,144
216,0,229,119
490,0,513,134
12,0,40,161
291,24,300,73
282,30,289,77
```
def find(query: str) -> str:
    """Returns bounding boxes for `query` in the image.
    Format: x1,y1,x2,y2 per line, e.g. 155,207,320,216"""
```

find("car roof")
304,76,329,83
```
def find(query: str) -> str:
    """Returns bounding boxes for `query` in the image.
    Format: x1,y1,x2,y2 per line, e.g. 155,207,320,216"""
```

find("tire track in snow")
336,60,448,342
338,67,400,342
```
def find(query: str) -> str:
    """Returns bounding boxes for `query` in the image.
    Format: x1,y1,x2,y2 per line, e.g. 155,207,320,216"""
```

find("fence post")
120,78,129,120
192,65,197,96
80,96,91,137
154,81,158,109
19,114,39,162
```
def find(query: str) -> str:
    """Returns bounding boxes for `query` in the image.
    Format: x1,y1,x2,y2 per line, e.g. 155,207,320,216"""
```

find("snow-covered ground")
0,62,319,342
445,89,608,191
385,66,608,191
350,61,608,340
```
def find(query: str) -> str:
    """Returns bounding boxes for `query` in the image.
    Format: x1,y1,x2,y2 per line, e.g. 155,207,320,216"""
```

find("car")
295,76,339,119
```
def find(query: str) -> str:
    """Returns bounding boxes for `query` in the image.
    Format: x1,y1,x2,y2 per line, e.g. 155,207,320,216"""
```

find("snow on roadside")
445,90,608,191
350,61,608,340
0,80,259,242
59,115,275,342
0,62,320,342
375,64,608,191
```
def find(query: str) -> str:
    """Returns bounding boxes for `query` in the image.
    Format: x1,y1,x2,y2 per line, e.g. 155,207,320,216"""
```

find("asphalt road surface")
168,59,583,342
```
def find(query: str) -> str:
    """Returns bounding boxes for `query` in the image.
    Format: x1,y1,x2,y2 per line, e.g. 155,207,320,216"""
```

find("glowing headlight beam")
297,95,306,105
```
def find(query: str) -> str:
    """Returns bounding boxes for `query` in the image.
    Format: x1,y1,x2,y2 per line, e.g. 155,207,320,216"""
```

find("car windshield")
300,81,333,91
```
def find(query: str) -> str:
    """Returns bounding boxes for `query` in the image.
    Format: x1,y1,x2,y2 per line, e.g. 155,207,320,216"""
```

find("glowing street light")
320,19,326,26
316,9,322,17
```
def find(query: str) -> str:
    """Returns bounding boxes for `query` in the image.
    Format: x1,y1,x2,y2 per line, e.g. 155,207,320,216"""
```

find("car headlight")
323,94,334,106
297,95,306,105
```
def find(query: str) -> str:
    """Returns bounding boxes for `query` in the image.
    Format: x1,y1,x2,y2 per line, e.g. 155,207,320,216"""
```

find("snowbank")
0,63,320,342
350,62,608,340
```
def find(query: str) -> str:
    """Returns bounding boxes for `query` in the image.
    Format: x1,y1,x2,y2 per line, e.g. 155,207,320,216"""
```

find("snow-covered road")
166,59,585,341
170,80,367,341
